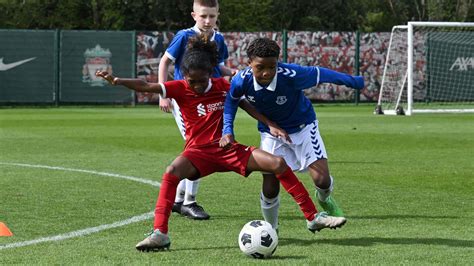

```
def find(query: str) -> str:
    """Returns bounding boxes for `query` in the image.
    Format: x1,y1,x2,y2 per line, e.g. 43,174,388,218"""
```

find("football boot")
307,212,346,233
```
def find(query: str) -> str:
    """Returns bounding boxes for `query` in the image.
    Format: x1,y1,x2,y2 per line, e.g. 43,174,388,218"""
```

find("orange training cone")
0,222,13,236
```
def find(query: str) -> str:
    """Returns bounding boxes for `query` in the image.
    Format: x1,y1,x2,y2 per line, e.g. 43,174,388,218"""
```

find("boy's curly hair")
181,33,219,75
247,38,280,59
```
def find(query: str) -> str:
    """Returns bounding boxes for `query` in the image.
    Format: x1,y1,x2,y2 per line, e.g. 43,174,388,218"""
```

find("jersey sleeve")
291,64,320,90
161,80,185,102
222,75,244,136
216,36,229,65
318,67,365,89
165,31,188,61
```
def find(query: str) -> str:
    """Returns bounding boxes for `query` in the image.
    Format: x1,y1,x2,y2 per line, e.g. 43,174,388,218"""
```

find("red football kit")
162,78,255,177
153,78,318,234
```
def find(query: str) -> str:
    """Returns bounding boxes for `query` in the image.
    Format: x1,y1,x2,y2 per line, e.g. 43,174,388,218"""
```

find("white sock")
260,192,280,230
174,179,186,203
183,179,200,205
316,175,334,202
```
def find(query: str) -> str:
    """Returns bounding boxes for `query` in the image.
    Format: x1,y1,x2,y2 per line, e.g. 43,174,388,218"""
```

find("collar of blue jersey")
192,25,216,41
253,70,278,91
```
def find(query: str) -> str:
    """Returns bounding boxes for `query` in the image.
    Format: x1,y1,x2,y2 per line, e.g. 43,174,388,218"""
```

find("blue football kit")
165,26,229,80
223,62,364,135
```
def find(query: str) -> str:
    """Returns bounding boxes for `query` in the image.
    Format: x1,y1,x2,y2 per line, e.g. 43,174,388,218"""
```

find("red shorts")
182,142,256,178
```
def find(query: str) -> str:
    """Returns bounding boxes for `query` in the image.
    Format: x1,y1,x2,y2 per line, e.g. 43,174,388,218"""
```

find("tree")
0,0,472,31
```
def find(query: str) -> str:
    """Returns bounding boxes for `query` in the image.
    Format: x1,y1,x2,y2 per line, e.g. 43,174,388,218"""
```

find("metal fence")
1,29,391,105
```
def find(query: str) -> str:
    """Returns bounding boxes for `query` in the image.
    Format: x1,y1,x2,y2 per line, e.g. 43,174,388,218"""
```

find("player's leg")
247,148,346,232
170,99,210,220
180,179,210,220
172,180,185,214
260,173,280,230
247,149,317,221
258,132,299,231
170,98,186,215
136,155,199,252
309,159,344,217
303,120,344,217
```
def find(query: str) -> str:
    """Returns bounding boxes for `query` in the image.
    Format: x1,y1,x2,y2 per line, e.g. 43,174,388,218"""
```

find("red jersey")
162,78,229,149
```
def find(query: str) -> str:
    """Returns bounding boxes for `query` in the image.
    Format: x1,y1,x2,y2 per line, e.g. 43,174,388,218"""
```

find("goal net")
376,22,474,115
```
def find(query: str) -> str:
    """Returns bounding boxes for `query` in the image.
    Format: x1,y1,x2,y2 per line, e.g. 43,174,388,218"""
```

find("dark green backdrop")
0,30,56,103
60,31,135,104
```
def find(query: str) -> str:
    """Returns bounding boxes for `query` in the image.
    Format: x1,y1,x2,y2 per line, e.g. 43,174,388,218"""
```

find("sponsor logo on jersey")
0,57,36,71
276,96,287,105
82,44,113,86
197,103,206,116
449,57,474,71
197,101,225,116
206,101,224,112
247,95,255,102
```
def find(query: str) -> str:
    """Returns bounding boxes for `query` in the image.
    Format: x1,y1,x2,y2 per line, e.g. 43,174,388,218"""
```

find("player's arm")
220,90,240,148
158,55,173,83
318,67,365,89
158,31,186,112
96,70,163,94
238,99,291,143
158,55,174,112
217,38,237,77
218,64,237,77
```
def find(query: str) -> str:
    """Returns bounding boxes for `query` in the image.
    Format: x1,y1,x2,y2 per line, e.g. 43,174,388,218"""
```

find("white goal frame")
378,21,474,115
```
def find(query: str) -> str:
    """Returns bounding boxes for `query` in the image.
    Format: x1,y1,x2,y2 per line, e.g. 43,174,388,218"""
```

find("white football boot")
135,229,171,252
307,212,347,233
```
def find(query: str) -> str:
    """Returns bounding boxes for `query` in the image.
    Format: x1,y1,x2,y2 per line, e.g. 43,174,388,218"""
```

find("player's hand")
159,98,173,113
219,134,235,149
95,70,116,85
269,123,292,144
229,69,238,82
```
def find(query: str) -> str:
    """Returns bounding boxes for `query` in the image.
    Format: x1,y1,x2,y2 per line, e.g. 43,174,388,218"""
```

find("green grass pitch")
0,105,473,264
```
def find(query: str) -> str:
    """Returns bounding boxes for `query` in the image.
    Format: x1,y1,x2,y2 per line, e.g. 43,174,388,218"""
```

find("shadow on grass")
213,214,461,221
347,214,461,220
171,246,306,260
171,245,305,259
280,237,473,248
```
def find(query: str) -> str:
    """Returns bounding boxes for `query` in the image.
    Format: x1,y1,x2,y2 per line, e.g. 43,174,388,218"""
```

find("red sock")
276,167,317,221
153,173,180,234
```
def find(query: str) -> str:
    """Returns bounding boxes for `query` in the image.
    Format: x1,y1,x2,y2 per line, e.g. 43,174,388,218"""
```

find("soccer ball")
238,220,278,259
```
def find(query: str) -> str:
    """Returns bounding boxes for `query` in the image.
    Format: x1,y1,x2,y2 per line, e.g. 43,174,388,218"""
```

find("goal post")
377,21,474,115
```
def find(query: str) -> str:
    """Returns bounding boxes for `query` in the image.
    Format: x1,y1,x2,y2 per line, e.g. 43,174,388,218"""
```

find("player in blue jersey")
220,37,364,231
157,0,235,220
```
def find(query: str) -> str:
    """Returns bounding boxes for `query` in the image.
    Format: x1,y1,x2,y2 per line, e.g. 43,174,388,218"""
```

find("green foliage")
0,0,473,31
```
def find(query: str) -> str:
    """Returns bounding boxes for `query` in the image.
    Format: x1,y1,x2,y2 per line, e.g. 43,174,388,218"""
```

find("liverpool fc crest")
82,45,113,86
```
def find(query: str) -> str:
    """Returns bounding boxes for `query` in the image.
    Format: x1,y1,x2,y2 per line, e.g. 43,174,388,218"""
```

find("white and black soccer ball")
238,220,278,259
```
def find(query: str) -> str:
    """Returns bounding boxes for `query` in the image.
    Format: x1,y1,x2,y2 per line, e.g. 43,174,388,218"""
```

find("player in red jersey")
96,34,346,252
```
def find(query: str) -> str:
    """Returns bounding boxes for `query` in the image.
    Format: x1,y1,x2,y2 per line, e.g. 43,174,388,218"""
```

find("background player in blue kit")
157,0,235,220
220,37,364,231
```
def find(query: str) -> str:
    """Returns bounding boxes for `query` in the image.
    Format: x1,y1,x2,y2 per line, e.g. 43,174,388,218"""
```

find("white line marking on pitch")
0,212,154,250
0,162,160,250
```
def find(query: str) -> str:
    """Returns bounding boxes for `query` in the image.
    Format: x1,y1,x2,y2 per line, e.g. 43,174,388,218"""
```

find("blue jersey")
165,26,229,80
223,62,364,135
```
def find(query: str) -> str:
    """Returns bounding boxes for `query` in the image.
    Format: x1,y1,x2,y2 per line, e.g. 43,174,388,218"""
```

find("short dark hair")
247,38,280,59
181,33,219,75
194,0,218,8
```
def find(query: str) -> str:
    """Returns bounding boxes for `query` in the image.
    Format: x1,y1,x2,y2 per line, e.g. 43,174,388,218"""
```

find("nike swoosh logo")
0,57,36,71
